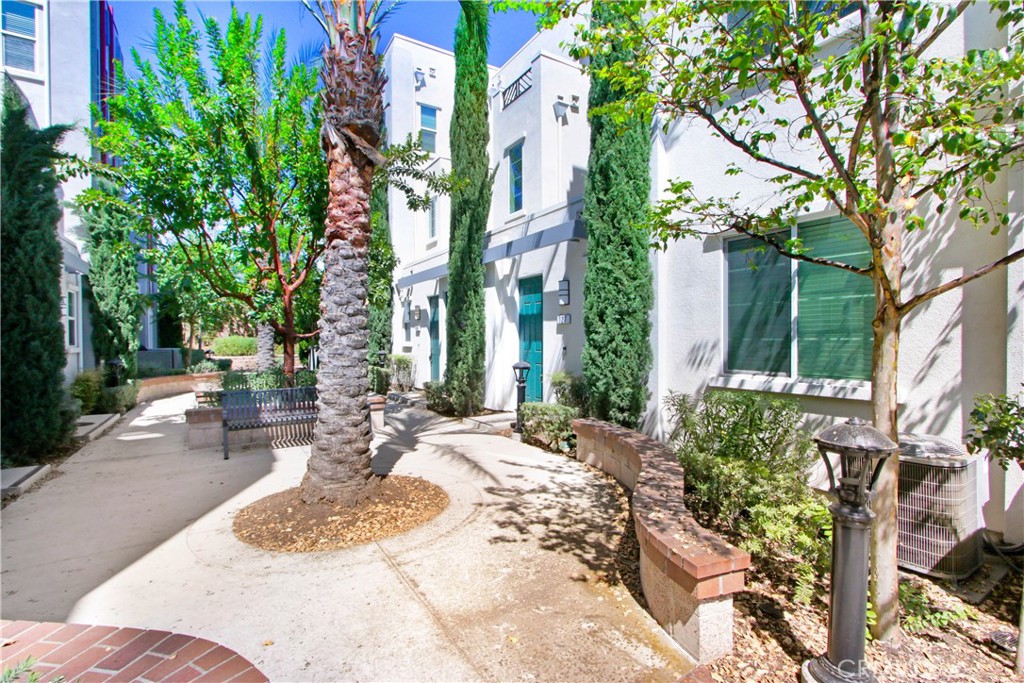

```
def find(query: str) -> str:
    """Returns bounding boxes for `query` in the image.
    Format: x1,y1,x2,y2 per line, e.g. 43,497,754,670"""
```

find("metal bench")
221,387,318,459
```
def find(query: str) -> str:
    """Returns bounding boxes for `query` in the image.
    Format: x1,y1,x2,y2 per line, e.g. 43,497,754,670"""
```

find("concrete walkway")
1,394,694,681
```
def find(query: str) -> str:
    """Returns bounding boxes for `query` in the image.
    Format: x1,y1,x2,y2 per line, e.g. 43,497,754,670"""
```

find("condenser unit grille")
897,452,981,581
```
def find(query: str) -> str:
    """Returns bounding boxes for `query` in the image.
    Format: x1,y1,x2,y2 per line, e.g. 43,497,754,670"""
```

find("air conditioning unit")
897,434,982,581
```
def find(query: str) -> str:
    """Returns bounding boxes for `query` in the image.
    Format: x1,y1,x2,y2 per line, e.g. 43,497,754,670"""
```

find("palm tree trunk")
300,143,377,506
256,323,275,371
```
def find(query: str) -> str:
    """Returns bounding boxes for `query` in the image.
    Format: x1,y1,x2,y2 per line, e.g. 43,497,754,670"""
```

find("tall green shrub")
444,0,492,416
79,183,142,377
368,172,396,363
580,1,654,428
0,90,76,464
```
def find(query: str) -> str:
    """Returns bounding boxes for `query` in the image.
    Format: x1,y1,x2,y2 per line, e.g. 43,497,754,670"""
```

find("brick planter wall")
136,373,222,404
573,418,750,664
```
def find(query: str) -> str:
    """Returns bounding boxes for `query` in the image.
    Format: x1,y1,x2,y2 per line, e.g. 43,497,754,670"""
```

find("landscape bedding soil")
587,469,1022,683
233,475,449,552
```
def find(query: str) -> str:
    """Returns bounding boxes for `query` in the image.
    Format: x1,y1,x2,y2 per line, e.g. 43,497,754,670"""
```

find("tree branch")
688,104,824,182
912,1,971,59
900,248,1024,314
732,219,873,276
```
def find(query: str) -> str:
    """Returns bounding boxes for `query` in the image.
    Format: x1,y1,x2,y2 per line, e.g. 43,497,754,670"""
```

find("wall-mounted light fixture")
414,305,422,321
414,68,426,88
553,99,570,119
558,279,570,306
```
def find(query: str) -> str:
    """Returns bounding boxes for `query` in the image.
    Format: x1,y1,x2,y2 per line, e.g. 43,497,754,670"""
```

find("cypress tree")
581,1,654,428
79,184,142,377
444,0,492,416
0,90,76,464
368,175,396,362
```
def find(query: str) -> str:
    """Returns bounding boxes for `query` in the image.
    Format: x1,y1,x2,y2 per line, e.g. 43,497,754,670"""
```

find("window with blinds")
797,216,873,380
725,216,873,381
726,236,792,374
509,141,523,213
419,105,437,154
2,0,36,72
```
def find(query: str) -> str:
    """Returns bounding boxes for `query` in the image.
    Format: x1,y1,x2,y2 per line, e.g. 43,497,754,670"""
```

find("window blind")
797,216,873,380
726,236,791,374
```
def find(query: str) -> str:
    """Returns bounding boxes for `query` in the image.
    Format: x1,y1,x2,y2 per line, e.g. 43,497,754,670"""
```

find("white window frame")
1,0,44,79
507,139,524,216
418,104,439,154
427,197,437,241
64,273,81,351
717,213,873,400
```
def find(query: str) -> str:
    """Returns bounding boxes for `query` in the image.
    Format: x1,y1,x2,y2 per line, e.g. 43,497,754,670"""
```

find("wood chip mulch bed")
233,475,449,553
573,458,1022,682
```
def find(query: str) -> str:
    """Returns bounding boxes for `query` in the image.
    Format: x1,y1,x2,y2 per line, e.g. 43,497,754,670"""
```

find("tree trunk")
869,211,905,642
869,302,901,641
256,323,275,371
300,144,377,506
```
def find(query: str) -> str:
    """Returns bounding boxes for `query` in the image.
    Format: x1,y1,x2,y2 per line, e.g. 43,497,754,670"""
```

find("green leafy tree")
580,1,653,428
444,0,493,416
152,244,246,353
0,89,75,464
536,0,1024,639
78,183,143,377
90,1,325,377
368,173,397,364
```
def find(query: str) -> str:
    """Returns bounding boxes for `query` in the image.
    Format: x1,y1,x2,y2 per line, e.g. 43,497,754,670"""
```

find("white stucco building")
644,4,1023,544
383,7,1022,545
2,0,159,383
383,21,590,408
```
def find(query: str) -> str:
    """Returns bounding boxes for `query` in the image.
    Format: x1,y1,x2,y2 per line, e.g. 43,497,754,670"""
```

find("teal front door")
518,277,543,402
428,296,440,382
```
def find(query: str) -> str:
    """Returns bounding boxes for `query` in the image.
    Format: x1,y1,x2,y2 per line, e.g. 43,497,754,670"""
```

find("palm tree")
300,0,390,506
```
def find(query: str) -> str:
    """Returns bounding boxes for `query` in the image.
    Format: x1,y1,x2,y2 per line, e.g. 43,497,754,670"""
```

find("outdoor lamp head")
513,361,531,384
108,358,123,368
377,350,387,365
814,417,898,507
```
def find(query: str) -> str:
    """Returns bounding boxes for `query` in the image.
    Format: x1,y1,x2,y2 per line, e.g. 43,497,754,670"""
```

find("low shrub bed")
70,370,139,415
211,335,258,356
423,381,454,415
666,389,830,604
521,402,578,453
222,368,316,391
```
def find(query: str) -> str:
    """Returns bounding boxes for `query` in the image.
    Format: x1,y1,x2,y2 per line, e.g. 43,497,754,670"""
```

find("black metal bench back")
222,387,318,429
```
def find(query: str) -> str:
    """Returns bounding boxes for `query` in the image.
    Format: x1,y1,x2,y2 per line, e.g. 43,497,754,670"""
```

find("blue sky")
109,0,541,72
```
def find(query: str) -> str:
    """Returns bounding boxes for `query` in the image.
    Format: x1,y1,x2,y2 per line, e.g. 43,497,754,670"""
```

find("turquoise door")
518,277,543,402
428,296,440,382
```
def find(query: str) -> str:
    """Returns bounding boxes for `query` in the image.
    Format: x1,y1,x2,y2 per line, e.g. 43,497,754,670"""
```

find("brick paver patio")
0,620,267,682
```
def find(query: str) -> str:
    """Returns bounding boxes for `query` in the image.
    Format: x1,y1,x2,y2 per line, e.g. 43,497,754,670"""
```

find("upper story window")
508,142,523,214
427,197,437,240
419,104,438,154
66,290,78,348
725,215,872,381
2,0,38,73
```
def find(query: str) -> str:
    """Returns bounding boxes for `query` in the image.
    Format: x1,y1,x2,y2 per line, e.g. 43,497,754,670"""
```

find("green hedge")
222,368,316,391
211,336,258,356
521,403,578,453
423,381,454,415
70,370,105,415
370,366,391,394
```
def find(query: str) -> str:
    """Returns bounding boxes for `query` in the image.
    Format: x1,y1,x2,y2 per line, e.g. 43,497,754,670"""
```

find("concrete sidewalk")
1,394,694,681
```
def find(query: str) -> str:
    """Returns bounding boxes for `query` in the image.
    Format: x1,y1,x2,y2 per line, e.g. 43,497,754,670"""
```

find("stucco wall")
648,8,1023,539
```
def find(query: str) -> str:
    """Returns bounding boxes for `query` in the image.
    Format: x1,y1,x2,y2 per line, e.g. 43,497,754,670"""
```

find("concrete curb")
1,464,51,498
77,413,120,442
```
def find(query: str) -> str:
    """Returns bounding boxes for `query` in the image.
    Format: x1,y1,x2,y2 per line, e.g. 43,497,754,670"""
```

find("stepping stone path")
1,620,267,682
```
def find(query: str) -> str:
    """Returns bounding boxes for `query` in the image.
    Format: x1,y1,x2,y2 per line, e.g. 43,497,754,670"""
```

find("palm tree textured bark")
300,3,386,506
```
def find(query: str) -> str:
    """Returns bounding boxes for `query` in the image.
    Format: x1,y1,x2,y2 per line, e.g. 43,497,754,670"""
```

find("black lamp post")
377,349,388,367
802,417,898,683
512,361,531,433
107,357,124,386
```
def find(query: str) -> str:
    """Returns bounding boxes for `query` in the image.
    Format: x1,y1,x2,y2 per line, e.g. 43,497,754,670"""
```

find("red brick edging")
1,620,267,682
